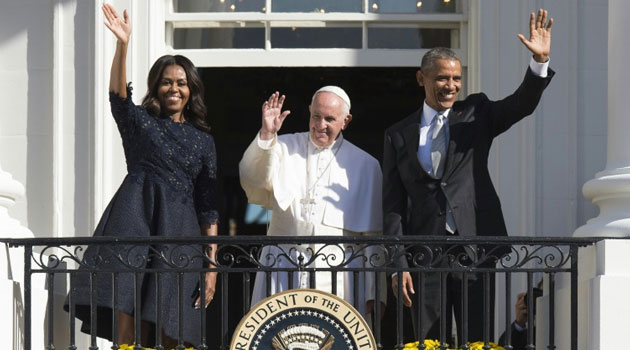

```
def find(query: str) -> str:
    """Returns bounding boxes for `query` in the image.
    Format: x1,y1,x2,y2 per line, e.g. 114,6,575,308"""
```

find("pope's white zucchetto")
312,85,351,112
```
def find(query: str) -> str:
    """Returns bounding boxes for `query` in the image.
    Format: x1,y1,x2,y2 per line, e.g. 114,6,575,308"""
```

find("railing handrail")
0,235,606,247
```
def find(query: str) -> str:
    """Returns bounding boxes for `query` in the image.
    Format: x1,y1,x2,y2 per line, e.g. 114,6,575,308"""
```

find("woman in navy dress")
66,4,218,347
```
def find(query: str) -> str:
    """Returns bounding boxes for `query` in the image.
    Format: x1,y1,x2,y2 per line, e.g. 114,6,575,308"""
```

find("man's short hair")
420,47,461,73
311,86,351,115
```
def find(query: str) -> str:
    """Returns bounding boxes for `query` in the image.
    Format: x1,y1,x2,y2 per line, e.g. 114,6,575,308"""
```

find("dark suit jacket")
383,67,554,267
499,322,532,350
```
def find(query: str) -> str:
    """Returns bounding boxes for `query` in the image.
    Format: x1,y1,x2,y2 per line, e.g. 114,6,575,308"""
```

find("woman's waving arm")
102,3,131,97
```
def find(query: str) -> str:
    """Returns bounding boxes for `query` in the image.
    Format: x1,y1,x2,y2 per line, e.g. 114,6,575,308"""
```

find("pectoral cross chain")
300,195,316,217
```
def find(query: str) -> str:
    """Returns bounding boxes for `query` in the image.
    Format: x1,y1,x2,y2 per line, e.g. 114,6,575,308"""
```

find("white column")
574,0,630,238
566,2,630,350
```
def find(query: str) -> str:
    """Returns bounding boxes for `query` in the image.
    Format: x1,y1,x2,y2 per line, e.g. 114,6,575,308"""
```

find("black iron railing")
2,236,599,350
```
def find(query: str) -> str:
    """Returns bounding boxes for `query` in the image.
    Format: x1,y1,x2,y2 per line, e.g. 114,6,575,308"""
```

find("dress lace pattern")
109,84,219,226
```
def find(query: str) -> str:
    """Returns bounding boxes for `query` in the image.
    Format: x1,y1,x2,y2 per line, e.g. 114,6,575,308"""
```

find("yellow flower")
468,342,505,350
118,345,197,350
402,339,447,350
401,340,505,350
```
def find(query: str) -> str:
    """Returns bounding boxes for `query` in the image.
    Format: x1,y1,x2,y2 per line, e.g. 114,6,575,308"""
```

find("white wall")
576,0,608,227
0,0,94,238
0,0,54,237
476,0,608,340
477,0,607,239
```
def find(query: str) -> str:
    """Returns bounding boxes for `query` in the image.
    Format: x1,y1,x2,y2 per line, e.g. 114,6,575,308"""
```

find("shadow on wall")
73,0,93,237
12,281,25,349
0,1,93,238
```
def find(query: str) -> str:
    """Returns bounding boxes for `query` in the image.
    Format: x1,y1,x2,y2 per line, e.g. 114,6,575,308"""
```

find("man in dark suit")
383,9,554,344
499,281,543,349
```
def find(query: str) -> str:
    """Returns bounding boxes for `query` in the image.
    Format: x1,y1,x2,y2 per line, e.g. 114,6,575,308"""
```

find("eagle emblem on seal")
272,323,335,350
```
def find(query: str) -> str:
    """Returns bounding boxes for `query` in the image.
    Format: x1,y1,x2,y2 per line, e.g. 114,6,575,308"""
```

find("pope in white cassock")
239,86,386,320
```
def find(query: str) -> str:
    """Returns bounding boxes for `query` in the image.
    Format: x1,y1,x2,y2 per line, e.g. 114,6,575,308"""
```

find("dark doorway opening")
201,67,422,349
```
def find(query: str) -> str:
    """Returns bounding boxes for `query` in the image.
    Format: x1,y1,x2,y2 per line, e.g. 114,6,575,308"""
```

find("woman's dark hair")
142,54,210,132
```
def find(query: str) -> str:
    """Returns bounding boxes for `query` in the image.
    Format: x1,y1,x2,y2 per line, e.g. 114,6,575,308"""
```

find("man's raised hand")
517,8,553,63
260,91,291,140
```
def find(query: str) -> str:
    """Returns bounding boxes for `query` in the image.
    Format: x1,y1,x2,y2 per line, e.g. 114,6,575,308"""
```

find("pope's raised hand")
103,3,131,44
260,91,291,140
517,8,553,63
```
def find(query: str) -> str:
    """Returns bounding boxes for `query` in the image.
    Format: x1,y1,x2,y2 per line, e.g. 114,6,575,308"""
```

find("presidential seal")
230,289,376,350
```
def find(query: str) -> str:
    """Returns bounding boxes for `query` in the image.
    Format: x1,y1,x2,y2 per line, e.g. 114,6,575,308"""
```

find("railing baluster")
200,271,207,350
133,272,142,350
68,272,76,350
243,272,251,314
353,271,359,309
222,272,229,348
570,245,578,350
309,268,316,288
396,271,404,350
265,271,272,298
374,271,382,350
177,272,184,350
47,271,55,350
287,270,294,290
504,272,512,350
483,272,491,349
112,272,118,349
440,272,447,350
155,272,163,350
526,272,534,350
331,270,337,295
24,245,32,350
134,272,142,350
418,272,425,349
548,272,556,350
89,272,98,350
461,272,468,347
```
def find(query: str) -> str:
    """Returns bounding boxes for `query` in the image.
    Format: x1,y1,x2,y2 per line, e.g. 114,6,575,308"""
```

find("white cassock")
239,132,386,320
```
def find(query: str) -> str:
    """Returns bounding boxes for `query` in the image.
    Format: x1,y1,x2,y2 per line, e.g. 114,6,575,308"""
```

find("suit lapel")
402,108,433,178
443,103,465,179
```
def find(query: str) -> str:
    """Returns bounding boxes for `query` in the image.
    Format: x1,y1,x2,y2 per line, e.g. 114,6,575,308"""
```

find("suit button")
441,182,447,187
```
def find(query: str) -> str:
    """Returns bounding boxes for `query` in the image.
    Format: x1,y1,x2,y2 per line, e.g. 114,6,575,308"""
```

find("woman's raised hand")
102,3,131,44
260,92,291,140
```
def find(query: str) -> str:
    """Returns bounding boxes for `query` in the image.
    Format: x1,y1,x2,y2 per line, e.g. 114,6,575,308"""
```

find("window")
167,0,467,67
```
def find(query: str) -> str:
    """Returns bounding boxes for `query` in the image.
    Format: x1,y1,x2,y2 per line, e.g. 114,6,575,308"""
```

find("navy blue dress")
67,86,218,346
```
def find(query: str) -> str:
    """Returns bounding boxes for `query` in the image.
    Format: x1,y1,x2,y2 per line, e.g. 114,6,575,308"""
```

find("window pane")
271,27,361,48
173,28,265,49
272,0,362,13
369,0,458,14
368,27,453,49
174,0,266,13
